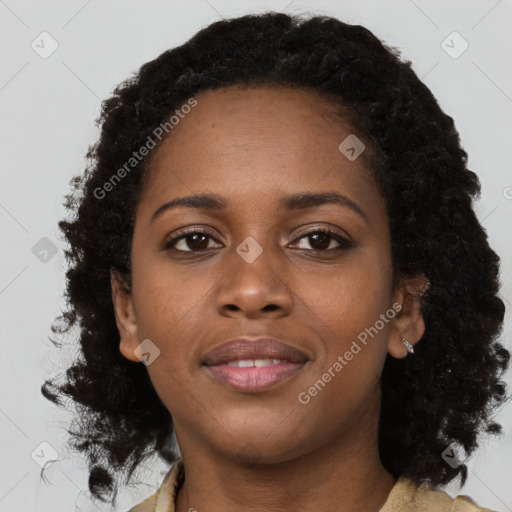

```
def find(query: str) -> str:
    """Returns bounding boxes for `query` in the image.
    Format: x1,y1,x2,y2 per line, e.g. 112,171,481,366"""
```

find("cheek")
293,279,391,442
130,254,226,389
131,248,209,335
296,251,392,395
300,249,393,342
131,268,202,415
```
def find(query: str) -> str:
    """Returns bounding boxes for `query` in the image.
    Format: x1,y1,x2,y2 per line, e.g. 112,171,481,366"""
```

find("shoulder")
127,492,158,512
127,458,184,512
380,475,497,512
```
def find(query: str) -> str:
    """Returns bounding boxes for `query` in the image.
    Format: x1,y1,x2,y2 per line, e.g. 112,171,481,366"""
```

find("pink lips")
202,336,309,393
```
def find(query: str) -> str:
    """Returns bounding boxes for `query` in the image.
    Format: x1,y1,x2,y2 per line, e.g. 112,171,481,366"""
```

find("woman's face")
114,86,424,463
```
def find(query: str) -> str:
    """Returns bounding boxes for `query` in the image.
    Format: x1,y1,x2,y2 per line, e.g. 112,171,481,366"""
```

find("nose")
215,240,294,319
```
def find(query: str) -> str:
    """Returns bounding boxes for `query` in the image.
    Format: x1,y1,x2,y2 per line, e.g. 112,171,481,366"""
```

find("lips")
202,337,309,366
202,336,309,393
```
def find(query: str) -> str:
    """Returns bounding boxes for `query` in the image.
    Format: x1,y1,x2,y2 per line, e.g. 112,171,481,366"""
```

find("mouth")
202,336,309,393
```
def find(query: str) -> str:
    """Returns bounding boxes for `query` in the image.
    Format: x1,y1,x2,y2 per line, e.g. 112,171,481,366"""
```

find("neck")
174,401,396,512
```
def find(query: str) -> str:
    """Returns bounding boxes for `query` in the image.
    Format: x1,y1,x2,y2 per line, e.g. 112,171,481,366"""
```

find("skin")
111,85,429,512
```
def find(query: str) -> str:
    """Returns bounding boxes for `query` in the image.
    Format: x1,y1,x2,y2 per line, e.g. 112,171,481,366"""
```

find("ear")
387,274,430,359
111,270,140,363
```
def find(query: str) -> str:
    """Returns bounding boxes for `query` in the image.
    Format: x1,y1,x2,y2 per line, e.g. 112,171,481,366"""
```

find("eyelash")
162,227,355,255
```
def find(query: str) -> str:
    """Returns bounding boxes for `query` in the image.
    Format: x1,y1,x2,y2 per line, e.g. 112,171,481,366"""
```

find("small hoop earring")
401,337,414,354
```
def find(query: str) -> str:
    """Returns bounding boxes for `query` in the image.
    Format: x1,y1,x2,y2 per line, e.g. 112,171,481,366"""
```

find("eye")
163,228,221,252
291,228,354,252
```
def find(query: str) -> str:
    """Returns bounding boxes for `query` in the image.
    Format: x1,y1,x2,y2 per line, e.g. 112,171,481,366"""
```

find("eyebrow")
151,191,369,224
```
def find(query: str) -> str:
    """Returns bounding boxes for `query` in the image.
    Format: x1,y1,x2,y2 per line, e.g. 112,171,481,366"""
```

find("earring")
401,337,414,354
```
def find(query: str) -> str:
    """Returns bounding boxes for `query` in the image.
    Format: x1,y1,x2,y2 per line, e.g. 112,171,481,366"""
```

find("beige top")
127,458,497,512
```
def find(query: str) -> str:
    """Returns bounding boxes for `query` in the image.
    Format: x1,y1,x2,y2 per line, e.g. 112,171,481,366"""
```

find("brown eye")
163,230,221,252
292,229,354,252
306,232,331,251
178,233,209,251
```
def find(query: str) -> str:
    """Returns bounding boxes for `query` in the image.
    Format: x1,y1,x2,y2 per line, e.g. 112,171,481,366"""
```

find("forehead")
139,86,382,222
151,85,354,156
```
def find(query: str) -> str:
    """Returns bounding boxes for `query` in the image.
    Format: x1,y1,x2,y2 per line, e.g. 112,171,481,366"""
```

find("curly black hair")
42,11,510,505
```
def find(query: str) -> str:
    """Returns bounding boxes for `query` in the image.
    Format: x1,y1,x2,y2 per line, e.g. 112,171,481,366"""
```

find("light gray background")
1,1,511,511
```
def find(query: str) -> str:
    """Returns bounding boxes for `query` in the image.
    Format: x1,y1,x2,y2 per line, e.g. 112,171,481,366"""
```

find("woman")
42,12,509,512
